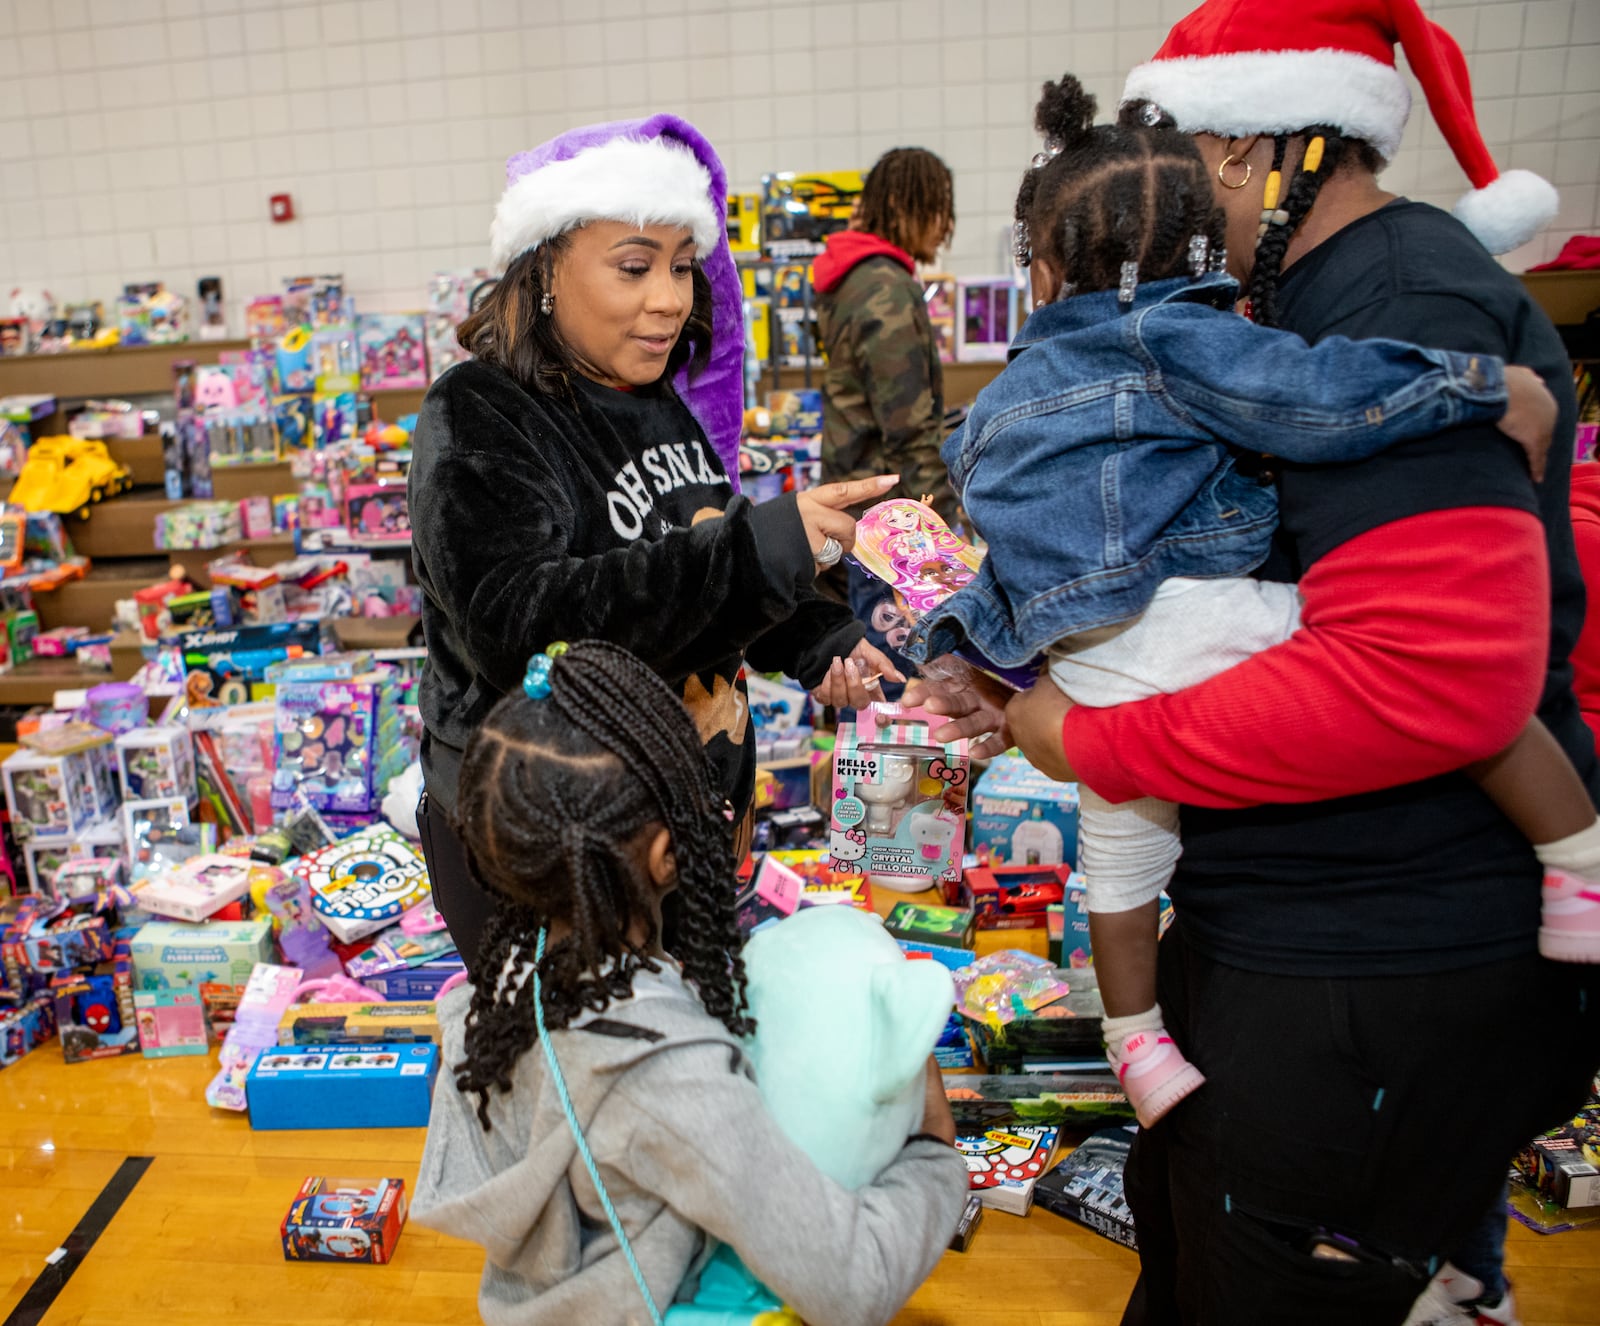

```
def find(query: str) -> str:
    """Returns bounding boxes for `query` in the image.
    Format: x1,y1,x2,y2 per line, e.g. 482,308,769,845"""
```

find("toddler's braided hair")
452,640,751,1129
1016,75,1226,300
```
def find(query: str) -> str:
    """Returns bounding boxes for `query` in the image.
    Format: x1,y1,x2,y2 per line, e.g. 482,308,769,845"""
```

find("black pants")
417,791,498,977
1120,923,1600,1326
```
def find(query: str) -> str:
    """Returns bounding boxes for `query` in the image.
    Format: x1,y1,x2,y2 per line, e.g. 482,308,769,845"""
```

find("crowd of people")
402,1,1600,1323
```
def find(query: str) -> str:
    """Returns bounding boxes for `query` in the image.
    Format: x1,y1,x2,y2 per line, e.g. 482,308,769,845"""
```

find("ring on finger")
814,536,844,569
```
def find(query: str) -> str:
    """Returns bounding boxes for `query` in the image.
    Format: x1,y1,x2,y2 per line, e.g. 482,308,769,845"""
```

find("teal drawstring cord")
533,928,665,1326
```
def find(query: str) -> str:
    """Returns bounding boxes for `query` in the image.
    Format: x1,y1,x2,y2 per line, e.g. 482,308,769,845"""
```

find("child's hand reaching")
1499,365,1557,483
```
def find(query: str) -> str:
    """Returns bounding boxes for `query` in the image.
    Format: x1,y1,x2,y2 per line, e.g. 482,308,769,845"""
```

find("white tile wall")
0,0,1595,325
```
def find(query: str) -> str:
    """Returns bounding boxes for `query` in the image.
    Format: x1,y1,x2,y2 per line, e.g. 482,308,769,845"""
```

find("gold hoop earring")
1218,154,1253,190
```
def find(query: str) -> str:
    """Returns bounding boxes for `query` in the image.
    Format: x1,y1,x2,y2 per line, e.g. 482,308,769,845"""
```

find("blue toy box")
357,959,464,1001
969,754,1080,869
246,1042,439,1130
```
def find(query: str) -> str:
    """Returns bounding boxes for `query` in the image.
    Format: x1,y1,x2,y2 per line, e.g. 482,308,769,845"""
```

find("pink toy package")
344,484,410,542
206,962,304,1111
852,497,1038,690
355,313,427,391
829,704,970,894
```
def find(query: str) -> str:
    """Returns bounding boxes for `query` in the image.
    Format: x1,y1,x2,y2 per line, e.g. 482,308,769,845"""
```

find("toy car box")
281,1176,408,1263
968,754,1079,869
277,1002,441,1046
885,901,976,951
357,958,464,1001
956,863,1081,930
2,901,116,978
133,987,210,1057
246,1042,439,1130
130,919,274,991
52,946,138,1063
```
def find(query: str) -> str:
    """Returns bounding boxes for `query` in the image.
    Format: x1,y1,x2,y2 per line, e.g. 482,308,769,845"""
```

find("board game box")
1034,1125,1139,1249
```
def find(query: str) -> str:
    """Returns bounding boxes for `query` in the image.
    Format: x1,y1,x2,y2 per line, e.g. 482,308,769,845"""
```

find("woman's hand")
1499,365,1557,483
1004,681,1078,783
795,475,900,569
901,665,1014,760
812,639,905,710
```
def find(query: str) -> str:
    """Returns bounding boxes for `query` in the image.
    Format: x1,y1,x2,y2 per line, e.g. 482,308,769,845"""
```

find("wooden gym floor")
3,1036,1598,1324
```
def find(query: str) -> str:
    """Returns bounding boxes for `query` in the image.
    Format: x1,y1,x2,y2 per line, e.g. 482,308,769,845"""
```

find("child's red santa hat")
1120,0,1558,255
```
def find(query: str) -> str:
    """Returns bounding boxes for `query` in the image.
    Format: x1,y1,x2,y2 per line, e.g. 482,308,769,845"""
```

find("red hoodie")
812,231,915,294
1570,461,1600,741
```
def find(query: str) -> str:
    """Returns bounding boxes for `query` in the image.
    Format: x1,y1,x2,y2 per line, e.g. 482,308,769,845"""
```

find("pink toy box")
344,483,409,542
206,962,304,1111
133,987,209,1057
356,313,427,391
135,853,254,923
829,704,970,893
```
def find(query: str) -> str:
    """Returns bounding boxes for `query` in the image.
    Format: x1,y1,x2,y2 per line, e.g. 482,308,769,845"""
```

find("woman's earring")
1217,153,1253,190
540,292,554,315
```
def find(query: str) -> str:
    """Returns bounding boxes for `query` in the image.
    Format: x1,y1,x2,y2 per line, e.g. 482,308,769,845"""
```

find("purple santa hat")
490,114,743,488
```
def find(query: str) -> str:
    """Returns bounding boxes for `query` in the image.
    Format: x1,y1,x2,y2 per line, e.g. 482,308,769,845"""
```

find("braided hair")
1015,76,1226,300
855,147,955,258
452,640,752,1129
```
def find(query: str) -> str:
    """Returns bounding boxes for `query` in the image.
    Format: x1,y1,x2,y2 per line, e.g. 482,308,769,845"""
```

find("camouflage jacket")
816,256,956,524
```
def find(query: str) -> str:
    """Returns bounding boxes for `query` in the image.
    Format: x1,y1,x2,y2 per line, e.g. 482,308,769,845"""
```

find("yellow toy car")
7,436,132,519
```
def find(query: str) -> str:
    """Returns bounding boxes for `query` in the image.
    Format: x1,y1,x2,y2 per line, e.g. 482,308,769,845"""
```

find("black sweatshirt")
409,359,863,815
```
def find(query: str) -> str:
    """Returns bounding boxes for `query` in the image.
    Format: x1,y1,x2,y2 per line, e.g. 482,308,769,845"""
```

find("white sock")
1534,816,1600,876
1101,1004,1165,1060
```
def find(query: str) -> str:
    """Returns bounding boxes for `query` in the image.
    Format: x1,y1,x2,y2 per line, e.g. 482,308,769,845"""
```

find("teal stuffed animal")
666,904,956,1324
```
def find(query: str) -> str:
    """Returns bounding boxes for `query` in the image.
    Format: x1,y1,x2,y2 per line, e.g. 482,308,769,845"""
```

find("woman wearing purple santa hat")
408,116,900,971
914,2,1598,1323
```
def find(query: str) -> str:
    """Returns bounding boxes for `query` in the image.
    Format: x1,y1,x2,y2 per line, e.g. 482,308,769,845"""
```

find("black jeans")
416,791,496,978
1121,923,1600,1326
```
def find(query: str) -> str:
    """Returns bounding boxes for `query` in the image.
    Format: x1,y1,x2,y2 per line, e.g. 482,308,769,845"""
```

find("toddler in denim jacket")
913,77,1592,1128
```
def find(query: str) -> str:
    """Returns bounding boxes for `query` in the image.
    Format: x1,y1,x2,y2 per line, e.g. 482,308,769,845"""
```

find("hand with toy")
794,475,900,571
811,638,905,710
899,667,1015,761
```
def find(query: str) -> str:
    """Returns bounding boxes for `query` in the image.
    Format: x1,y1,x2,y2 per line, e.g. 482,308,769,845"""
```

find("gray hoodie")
411,968,968,1326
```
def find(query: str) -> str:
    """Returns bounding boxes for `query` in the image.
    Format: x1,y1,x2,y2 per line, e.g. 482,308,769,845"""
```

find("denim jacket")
909,272,1509,670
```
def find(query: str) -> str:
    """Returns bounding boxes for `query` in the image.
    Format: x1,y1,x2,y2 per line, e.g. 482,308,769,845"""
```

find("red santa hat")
1120,0,1559,255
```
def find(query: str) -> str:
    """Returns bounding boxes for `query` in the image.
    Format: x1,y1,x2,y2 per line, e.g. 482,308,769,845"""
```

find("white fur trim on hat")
489,136,720,270
1451,169,1560,256
1121,48,1412,161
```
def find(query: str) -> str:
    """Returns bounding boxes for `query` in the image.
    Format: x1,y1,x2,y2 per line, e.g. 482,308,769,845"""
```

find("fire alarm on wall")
270,194,295,223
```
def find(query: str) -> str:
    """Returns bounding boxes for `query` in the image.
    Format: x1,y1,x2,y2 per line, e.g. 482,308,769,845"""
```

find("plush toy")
666,905,955,1324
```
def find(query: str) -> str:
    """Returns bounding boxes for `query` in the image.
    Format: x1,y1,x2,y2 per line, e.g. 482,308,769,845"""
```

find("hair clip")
1011,218,1032,268
1118,261,1140,307
522,641,569,700
1030,143,1062,170
1188,234,1210,277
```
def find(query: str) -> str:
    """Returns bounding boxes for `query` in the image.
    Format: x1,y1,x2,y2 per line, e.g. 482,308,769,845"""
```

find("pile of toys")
0,637,446,1119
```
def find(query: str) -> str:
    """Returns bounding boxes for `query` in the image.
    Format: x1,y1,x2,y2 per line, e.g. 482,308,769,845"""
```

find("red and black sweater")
1064,200,1595,977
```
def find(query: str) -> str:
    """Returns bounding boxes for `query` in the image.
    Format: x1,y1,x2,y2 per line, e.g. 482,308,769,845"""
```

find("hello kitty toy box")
830,704,970,893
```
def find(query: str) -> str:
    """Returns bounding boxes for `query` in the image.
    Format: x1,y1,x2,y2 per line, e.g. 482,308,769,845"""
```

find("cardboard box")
956,864,1081,931
246,1042,439,1130
52,948,138,1063
130,919,274,992
969,754,1079,869
277,1002,440,1046
0,994,56,1068
135,853,254,923
1034,1126,1139,1249
293,829,431,943
356,960,464,1001
884,901,976,950
133,987,209,1057
3,748,104,841
115,726,197,804
1518,1103,1600,1209
281,1177,408,1263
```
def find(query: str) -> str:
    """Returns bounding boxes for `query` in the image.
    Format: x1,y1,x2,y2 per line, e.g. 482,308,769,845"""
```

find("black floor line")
5,1155,154,1326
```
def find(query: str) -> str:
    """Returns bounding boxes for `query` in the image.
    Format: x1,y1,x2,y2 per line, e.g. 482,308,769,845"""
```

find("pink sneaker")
1539,869,1600,963
1112,1030,1205,1128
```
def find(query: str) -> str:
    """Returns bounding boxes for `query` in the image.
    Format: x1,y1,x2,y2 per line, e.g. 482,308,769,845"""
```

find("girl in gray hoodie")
411,640,968,1326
